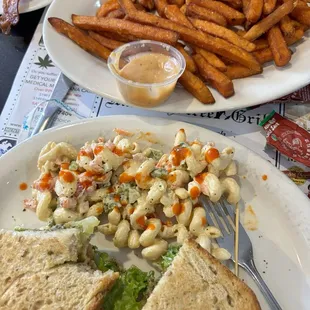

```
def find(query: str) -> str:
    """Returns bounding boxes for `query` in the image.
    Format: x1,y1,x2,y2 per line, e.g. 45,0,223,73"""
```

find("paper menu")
0,12,309,197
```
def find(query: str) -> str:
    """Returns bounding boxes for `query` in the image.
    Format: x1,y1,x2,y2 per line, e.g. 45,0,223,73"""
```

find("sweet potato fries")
48,0,309,105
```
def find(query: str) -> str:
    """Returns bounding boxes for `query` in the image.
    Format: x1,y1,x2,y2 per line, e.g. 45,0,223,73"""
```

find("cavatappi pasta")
24,128,241,262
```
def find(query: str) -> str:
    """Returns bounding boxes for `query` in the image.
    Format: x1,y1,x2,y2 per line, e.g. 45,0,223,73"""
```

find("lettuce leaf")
95,251,121,273
94,251,155,310
103,266,155,310
156,243,182,272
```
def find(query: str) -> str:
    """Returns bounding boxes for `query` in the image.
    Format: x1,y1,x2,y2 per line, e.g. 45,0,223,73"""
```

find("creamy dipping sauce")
113,52,182,108
119,52,180,84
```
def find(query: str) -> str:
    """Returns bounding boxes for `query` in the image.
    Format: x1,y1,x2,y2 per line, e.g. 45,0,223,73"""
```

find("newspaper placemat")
0,11,310,197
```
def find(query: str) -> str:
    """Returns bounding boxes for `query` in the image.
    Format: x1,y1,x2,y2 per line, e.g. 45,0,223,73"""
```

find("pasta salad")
24,128,241,262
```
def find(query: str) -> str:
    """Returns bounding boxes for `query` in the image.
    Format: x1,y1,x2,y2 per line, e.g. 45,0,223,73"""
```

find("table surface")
0,8,44,113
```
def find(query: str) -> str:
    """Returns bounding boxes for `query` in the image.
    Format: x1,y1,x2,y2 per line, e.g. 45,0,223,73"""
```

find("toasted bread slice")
0,229,119,309
0,228,89,295
0,264,118,310
143,239,261,310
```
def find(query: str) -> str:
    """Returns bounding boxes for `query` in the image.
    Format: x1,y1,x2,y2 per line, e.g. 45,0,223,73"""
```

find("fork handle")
243,259,282,310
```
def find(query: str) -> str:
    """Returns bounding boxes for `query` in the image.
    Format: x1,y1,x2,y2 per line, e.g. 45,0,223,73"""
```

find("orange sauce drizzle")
19,182,28,191
113,147,124,156
85,171,95,177
136,216,146,229
96,206,103,214
170,146,191,166
114,195,120,202
77,149,93,160
147,223,156,230
190,186,200,199
135,172,152,184
205,148,220,163
80,180,92,189
94,145,104,155
172,203,182,215
37,173,52,190
167,173,177,183
119,172,135,183
59,170,75,183
180,203,185,214
61,163,70,170
194,172,208,184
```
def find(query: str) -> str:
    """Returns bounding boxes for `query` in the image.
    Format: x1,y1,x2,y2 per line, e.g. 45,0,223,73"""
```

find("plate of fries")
43,0,310,113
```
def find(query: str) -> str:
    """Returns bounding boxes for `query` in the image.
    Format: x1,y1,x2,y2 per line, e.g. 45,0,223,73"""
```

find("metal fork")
199,197,282,310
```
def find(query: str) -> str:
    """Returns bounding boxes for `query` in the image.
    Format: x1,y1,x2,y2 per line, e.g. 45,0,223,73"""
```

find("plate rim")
0,0,52,14
2,114,310,309
2,114,310,251
42,0,310,113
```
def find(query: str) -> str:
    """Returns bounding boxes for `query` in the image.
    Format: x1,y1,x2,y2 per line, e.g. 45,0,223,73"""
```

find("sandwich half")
143,239,261,310
0,228,119,310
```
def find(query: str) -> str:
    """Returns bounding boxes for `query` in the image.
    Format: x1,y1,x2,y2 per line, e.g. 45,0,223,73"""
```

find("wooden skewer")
234,202,240,277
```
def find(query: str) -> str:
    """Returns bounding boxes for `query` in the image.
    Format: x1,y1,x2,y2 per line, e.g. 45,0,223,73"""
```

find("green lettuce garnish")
103,266,155,310
156,243,182,272
95,251,121,273
94,251,155,310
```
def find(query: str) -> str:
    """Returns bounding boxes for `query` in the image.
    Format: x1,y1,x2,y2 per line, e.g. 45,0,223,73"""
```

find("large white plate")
43,0,310,113
0,116,310,309
0,0,52,15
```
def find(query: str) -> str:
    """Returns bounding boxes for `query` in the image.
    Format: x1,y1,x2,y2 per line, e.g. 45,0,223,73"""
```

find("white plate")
42,0,310,113
0,0,52,14
0,116,310,309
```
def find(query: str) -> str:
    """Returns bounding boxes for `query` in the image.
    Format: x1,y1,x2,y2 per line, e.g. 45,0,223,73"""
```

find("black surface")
0,8,44,113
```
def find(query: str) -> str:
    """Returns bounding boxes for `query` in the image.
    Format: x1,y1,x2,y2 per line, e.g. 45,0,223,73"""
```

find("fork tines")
200,198,236,238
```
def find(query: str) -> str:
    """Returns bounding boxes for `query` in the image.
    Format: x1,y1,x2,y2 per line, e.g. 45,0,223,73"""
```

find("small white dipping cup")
108,40,186,108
